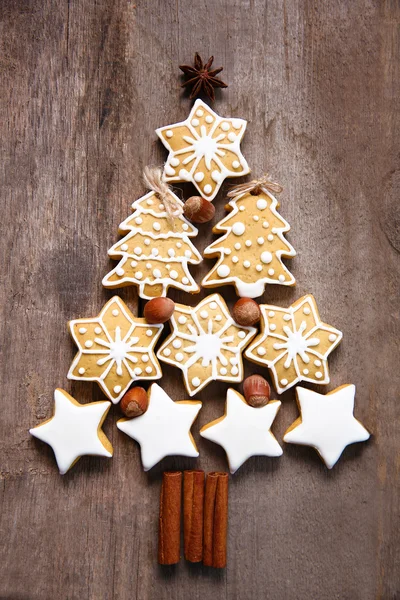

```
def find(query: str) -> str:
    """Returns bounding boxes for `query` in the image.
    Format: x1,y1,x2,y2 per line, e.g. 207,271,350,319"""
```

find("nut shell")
243,374,271,408
183,196,215,223
232,298,261,327
120,387,149,418
144,297,175,324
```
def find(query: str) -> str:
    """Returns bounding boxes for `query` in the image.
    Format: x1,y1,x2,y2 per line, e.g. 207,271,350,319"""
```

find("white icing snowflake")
156,100,250,201
245,295,343,394
157,294,257,396
68,297,163,403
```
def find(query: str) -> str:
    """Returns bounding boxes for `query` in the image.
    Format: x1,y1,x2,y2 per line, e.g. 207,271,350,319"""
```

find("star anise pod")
179,53,228,102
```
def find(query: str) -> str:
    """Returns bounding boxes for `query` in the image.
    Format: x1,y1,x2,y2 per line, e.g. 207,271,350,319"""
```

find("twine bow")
227,174,283,200
143,167,183,227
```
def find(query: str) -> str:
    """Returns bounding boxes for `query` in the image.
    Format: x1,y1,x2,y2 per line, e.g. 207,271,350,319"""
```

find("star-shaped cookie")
29,389,113,474
245,294,343,394
117,383,202,471
157,294,257,396
156,99,250,201
200,388,282,473
68,296,163,403
283,385,370,468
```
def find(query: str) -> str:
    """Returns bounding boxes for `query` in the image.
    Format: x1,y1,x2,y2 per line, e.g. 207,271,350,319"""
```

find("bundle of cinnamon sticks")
158,470,229,568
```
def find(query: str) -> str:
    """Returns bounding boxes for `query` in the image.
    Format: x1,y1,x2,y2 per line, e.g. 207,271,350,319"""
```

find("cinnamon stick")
158,471,182,565
203,471,229,568
183,470,205,562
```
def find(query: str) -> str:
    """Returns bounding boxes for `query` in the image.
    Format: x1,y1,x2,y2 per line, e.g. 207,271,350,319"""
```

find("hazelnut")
243,375,271,408
232,298,261,327
144,297,175,324
120,387,149,418
183,196,215,223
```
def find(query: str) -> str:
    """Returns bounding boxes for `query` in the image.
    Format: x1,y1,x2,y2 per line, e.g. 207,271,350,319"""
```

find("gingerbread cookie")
202,189,296,297
200,388,282,474
68,296,163,403
157,294,257,396
117,383,202,471
156,99,250,201
283,385,370,468
245,294,342,394
29,389,113,474
102,191,202,299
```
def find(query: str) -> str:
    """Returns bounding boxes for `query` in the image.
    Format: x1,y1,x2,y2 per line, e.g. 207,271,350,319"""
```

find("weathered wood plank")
0,1,398,599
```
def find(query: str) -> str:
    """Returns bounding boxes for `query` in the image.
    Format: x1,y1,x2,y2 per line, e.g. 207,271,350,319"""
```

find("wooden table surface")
1,1,399,599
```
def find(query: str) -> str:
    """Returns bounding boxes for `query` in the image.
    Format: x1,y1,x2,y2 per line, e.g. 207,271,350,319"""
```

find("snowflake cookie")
202,188,296,297
102,191,202,299
245,294,343,394
117,383,202,471
68,296,163,403
156,99,250,201
29,389,113,474
157,294,257,396
200,388,282,474
283,385,370,468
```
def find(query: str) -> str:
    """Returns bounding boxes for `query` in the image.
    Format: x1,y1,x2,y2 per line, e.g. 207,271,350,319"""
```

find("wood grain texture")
0,1,399,598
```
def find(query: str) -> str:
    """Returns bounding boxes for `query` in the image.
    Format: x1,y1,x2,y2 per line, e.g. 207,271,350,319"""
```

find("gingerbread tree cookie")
156,99,250,201
157,294,257,396
68,296,163,403
245,295,343,394
102,191,202,299
202,188,296,298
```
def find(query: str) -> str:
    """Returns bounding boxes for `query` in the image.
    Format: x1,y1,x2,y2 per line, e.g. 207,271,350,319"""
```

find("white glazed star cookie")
245,294,342,394
29,389,113,474
102,191,202,299
156,99,250,201
68,296,163,403
200,388,282,473
117,383,202,471
283,385,370,468
202,188,296,298
157,294,257,396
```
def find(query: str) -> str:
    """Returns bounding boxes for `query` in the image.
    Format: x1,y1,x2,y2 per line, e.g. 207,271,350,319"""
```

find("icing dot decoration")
257,199,267,210
261,251,273,264
217,265,230,277
232,222,245,236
